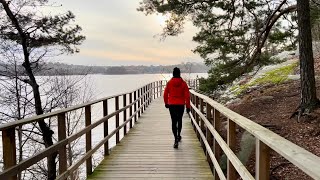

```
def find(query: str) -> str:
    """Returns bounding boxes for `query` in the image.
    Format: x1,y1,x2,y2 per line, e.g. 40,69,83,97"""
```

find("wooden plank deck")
88,97,213,179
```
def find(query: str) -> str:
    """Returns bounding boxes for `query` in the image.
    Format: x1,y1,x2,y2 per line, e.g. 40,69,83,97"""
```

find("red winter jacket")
163,78,190,108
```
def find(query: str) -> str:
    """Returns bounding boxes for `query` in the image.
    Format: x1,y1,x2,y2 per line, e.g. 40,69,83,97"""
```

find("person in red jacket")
164,67,190,149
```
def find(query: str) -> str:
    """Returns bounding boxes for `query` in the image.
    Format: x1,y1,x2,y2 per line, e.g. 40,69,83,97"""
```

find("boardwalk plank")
87,98,213,179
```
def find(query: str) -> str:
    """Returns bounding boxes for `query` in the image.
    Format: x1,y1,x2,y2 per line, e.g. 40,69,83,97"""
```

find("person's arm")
163,81,169,106
184,82,190,109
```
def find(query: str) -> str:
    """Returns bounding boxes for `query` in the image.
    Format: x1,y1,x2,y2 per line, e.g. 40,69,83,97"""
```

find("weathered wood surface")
88,98,213,179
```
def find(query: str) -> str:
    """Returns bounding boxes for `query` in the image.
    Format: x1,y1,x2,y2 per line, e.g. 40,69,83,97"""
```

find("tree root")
290,99,320,122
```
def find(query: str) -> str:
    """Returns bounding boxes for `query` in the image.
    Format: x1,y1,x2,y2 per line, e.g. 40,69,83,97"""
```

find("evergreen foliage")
138,0,297,92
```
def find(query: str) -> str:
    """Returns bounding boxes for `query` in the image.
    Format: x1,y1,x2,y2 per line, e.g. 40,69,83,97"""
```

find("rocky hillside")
222,53,320,179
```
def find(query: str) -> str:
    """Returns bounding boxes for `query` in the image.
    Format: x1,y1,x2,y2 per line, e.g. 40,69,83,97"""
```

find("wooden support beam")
256,140,270,180
227,119,236,180
138,89,141,118
160,81,163,96
195,96,200,140
103,100,109,156
2,128,17,180
58,113,67,175
123,94,127,136
134,91,137,122
214,109,222,180
206,103,213,170
115,96,120,144
200,98,205,150
129,93,133,129
85,105,92,175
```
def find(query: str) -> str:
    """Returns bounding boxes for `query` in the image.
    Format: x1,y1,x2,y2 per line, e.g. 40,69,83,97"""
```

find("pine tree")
0,0,85,179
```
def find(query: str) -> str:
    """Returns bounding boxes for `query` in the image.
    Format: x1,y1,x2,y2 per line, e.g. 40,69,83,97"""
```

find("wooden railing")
0,80,174,180
189,90,320,180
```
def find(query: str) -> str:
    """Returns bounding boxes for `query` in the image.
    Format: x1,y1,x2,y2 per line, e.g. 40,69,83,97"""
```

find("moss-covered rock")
230,62,298,96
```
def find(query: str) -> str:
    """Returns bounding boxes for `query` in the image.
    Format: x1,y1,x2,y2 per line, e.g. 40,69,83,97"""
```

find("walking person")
164,67,190,148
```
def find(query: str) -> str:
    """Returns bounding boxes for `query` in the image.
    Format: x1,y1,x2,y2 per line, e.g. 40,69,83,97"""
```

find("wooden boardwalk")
88,97,213,179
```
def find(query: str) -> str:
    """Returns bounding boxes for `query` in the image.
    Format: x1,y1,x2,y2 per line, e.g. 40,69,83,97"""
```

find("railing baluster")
85,105,92,175
153,82,155,100
206,103,213,171
141,87,144,114
195,96,200,139
199,98,205,150
129,93,133,129
144,86,146,111
2,128,17,180
214,109,221,180
148,84,150,105
146,85,149,107
103,100,109,156
256,140,270,180
157,81,159,98
160,81,163,96
123,94,127,136
58,113,67,175
138,89,141,118
115,96,120,144
134,91,137,122
227,118,236,180
191,94,196,130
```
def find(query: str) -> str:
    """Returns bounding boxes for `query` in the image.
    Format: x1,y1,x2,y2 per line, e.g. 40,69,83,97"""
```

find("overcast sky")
47,1,201,66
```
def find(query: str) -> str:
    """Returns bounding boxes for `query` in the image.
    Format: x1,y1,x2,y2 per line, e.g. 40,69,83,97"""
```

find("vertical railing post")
103,100,109,156
214,109,221,180
156,81,159,98
148,84,151,105
138,89,141,118
146,85,149,107
149,83,153,102
129,93,133,129
160,81,163,96
85,105,92,175
58,113,67,175
191,94,196,130
2,128,17,180
134,91,137,122
143,86,146,111
115,96,120,144
141,87,144,114
206,103,213,170
256,140,270,180
123,94,127,136
144,86,147,111
199,98,205,150
153,82,156,100
141,87,144,113
227,118,236,180
195,96,200,139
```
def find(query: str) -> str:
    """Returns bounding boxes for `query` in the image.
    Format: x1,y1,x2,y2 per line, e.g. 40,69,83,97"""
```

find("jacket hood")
170,77,183,87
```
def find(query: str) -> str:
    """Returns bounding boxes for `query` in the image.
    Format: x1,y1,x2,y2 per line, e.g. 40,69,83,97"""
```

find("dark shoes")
173,136,182,149
173,140,178,149
177,135,182,142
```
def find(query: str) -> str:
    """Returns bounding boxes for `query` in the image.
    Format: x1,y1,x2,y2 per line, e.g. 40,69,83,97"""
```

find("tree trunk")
297,0,319,112
0,1,57,179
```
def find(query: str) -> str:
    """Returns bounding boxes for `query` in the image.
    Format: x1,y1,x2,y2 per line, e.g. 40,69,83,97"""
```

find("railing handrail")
0,79,200,180
0,81,166,131
189,89,320,180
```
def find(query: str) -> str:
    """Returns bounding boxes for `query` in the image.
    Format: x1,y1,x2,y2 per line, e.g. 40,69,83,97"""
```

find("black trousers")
169,105,184,140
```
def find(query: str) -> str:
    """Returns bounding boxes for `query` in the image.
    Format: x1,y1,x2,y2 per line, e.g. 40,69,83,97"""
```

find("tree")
296,0,320,116
138,0,297,92
0,0,85,179
139,0,320,115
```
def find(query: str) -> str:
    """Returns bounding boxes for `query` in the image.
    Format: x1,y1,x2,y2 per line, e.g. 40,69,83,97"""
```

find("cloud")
46,0,202,66
80,48,198,65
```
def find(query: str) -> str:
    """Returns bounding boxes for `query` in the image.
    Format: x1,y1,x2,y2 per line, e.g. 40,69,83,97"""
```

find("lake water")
87,73,207,168
0,73,208,179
